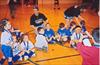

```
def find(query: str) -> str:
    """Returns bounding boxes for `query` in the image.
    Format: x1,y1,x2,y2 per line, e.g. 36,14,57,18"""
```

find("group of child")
0,18,93,65
35,19,93,50
0,19,35,65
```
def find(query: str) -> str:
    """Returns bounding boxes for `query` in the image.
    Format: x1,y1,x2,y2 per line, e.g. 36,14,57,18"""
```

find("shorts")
1,45,13,58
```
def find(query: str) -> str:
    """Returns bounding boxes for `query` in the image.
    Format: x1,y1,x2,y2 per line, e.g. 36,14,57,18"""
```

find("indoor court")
0,0,99,65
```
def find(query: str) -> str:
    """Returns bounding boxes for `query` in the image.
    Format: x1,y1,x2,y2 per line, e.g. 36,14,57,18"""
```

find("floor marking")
34,54,80,62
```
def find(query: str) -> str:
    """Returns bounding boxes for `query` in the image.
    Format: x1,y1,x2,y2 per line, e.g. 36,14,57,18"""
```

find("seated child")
80,20,87,33
44,23,55,44
21,34,35,60
66,23,72,39
35,27,48,52
70,26,83,48
80,20,93,39
11,33,23,62
70,21,77,34
56,23,71,44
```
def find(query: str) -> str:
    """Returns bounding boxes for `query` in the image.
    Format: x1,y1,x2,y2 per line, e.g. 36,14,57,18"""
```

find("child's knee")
3,56,6,59
62,37,68,41
8,57,12,62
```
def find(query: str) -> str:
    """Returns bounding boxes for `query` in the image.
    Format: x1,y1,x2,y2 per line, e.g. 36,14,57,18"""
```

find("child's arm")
85,31,93,38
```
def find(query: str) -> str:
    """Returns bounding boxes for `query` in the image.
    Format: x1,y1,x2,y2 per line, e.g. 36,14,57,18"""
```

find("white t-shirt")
13,42,21,56
35,34,48,48
21,41,34,51
71,32,83,40
1,30,12,46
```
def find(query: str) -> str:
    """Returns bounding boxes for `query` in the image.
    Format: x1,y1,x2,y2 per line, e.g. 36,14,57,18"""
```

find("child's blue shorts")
1,45,13,58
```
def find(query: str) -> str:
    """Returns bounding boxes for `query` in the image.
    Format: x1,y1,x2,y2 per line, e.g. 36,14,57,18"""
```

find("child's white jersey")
21,40,34,51
35,34,48,48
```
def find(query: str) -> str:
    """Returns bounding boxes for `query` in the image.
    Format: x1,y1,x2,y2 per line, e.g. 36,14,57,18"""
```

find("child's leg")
8,57,13,65
22,52,29,60
62,37,68,42
42,46,48,52
12,55,20,62
1,45,13,65
0,56,6,64
28,51,35,58
70,41,76,48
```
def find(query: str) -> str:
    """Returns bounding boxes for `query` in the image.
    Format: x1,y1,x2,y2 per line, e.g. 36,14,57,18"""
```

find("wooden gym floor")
0,4,99,65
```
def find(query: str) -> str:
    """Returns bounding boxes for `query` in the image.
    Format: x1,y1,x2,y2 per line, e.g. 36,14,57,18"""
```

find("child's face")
39,29,44,34
23,35,29,42
46,24,50,29
75,27,82,34
61,27,65,30
12,36,17,42
5,22,11,30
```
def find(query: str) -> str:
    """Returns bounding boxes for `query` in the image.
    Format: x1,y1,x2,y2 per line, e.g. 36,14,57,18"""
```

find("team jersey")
44,29,55,38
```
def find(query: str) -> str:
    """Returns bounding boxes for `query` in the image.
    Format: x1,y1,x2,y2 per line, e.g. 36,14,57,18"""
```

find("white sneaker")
24,56,29,60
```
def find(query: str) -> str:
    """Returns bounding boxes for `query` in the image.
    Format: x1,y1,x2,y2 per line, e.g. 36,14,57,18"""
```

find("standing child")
11,33,23,62
0,19,13,65
44,23,55,44
35,27,48,52
21,34,35,60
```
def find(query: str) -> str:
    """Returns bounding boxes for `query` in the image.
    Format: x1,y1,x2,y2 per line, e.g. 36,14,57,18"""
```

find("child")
44,23,55,44
21,34,35,60
70,26,83,48
80,20,93,40
10,26,23,40
70,21,77,34
56,23,70,44
11,33,23,62
0,19,13,65
35,27,48,52
80,20,86,33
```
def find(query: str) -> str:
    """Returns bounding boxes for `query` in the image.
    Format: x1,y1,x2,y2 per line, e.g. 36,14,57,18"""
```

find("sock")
13,55,20,62
8,61,13,65
29,51,35,58
0,58,6,64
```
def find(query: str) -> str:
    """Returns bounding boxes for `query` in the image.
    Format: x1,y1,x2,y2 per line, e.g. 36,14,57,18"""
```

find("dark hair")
59,23,65,28
70,21,76,27
11,32,19,42
92,28,100,43
80,20,85,26
33,6,39,11
37,27,43,32
73,25,81,30
0,18,9,31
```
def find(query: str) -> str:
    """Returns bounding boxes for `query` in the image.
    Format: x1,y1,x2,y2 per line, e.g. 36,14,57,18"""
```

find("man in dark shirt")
30,7,48,31
64,5,84,25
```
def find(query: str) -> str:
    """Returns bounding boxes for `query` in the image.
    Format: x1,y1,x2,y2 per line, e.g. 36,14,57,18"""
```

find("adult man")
30,7,48,31
64,5,84,25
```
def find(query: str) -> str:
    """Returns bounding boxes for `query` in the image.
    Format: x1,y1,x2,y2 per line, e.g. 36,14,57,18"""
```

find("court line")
34,54,80,62
27,59,39,65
